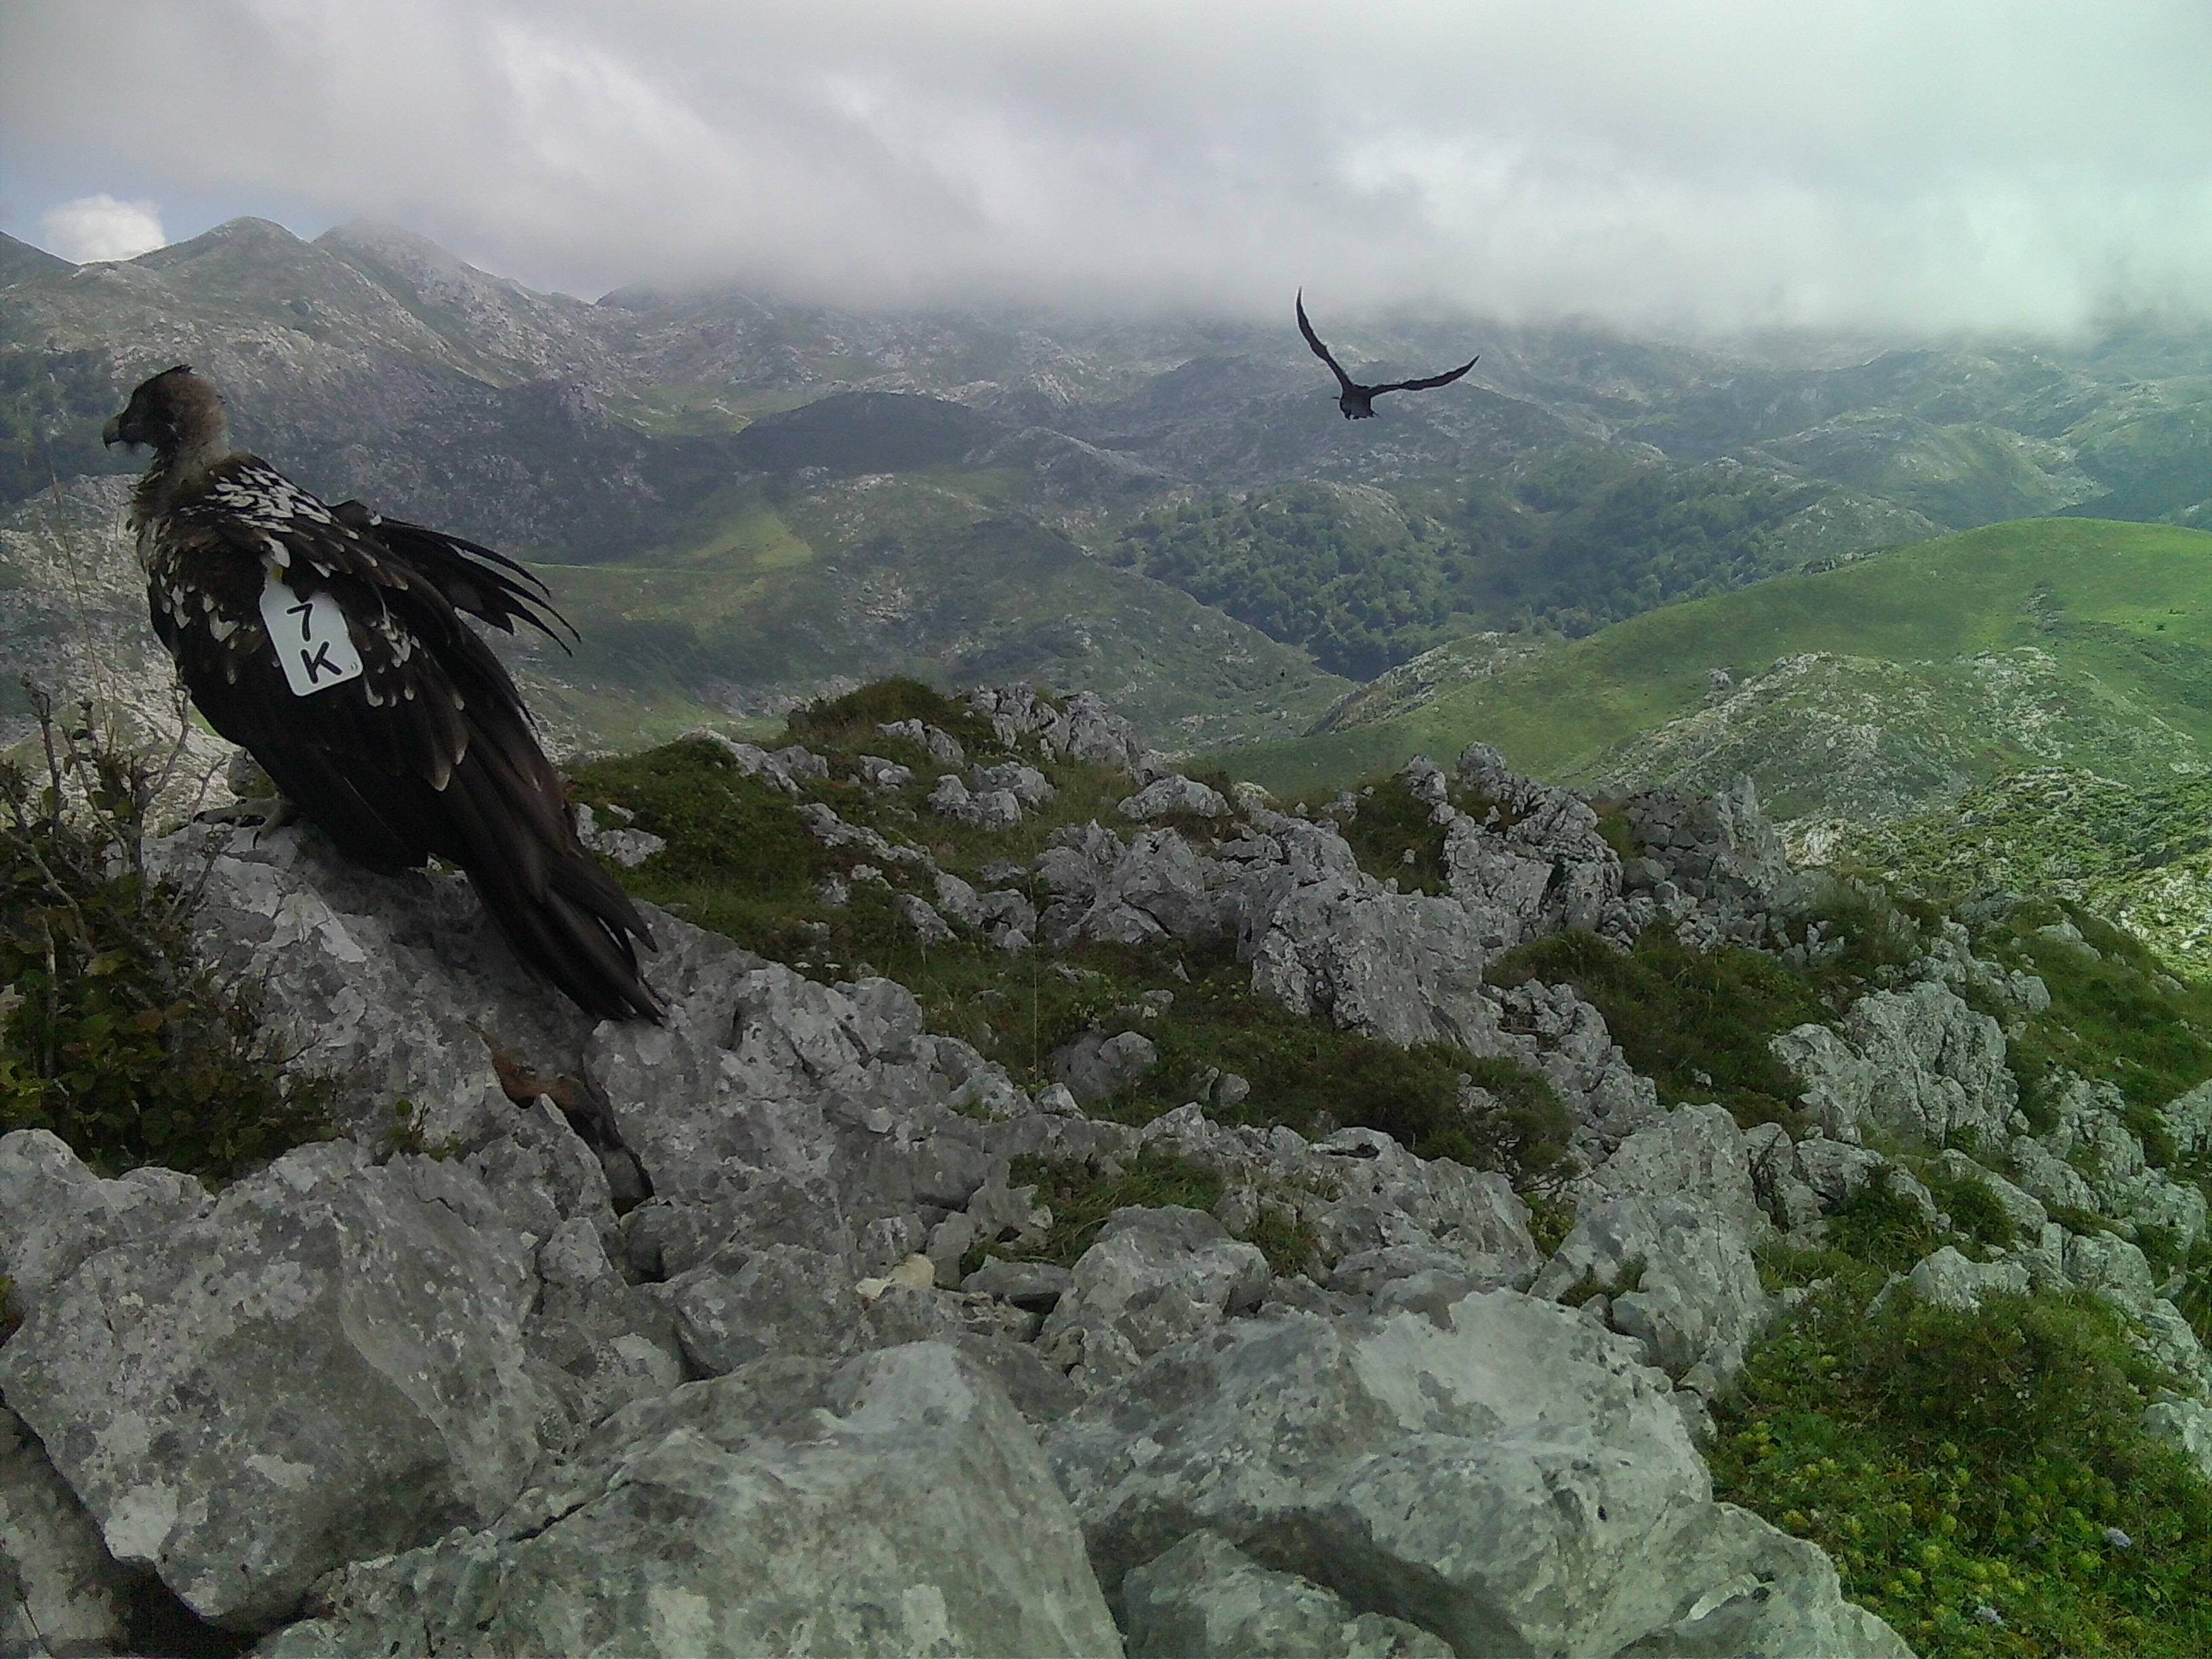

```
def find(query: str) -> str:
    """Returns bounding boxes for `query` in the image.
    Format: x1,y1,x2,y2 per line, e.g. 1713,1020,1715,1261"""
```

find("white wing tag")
260,567,364,696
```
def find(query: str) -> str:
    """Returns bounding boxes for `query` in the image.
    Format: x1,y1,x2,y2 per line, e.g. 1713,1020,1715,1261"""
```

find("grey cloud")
3,0,2209,335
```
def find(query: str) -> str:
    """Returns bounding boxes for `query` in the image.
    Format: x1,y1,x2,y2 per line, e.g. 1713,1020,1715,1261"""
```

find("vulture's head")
103,365,230,462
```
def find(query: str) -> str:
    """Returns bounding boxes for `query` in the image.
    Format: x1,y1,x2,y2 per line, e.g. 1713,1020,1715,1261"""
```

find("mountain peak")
132,216,305,271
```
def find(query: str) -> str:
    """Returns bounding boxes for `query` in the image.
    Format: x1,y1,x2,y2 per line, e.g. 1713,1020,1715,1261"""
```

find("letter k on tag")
260,567,365,696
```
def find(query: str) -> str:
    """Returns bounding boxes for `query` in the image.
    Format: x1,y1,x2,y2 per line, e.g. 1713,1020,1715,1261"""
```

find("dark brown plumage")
1296,291,1478,419
104,364,663,1023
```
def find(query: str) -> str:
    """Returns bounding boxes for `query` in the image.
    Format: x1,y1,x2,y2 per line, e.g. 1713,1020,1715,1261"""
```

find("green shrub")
1824,1168,1945,1273
1710,1284,2212,1657
781,676,1003,755
1332,777,1452,895
1486,925,1822,1128
0,691,328,1179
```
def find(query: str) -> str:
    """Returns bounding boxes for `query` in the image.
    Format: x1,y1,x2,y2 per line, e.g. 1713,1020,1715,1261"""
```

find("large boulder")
260,1343,1122,1658
1036,1208,1271,1389
1050,1292,1903,1657
0,1141,544,1627
1771,980,2015,1148
1121,1529,1450,1658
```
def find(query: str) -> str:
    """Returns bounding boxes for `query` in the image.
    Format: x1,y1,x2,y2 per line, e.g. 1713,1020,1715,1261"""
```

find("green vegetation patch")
1965,899,2212,1134
1711,1282,2212,1656
1214,517,2212,802
1486,926,1824,1128
1004,1151,1226,1267
0,705,328,1179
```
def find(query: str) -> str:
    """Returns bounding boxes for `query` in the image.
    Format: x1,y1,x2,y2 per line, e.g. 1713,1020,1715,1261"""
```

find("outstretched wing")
1373,355,1480,397
1296,290,1362,394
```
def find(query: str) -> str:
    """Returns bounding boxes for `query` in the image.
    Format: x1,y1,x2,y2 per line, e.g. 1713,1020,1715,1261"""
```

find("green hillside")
1216,518,2212,801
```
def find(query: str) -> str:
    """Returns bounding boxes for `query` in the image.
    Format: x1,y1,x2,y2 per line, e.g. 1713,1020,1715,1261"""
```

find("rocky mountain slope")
9,218,2212,755
5,682,2212,1655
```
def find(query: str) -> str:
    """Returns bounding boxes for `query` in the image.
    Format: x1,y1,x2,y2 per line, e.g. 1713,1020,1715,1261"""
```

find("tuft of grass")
1002,1151,1226,1267
1487,924,1822,1128
781,676,1006,756
1710,1283,2212,1658
1823,1167,1945,1273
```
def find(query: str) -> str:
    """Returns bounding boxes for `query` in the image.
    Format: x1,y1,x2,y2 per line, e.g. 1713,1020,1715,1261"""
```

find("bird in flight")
1296,291,1478,419
104,365,664,1023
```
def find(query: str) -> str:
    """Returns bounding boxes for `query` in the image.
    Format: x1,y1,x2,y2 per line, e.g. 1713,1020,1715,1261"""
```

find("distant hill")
10,216,2212,752
1214,518,2212,815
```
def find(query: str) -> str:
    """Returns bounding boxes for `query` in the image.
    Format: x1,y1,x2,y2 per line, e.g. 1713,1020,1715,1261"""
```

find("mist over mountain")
6,216,2211,755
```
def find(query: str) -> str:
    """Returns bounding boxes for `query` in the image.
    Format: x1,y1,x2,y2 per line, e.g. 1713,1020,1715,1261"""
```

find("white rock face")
262,1343,1123,1659
0,1140,546,1626
1037,1207,1271,1389
1122,1529,1451,1658
1771,979,2015,1147
1050,1292,1906,1658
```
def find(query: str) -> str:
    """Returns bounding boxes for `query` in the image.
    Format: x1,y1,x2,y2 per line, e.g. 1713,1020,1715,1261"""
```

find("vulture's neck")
133,418,234,521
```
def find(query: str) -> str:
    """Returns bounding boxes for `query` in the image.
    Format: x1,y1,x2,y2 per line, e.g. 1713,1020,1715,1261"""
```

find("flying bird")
1296,291,1478,419
104,365,664,1023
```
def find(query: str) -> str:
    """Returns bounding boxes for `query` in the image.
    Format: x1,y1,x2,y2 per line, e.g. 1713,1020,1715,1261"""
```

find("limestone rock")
1118,775,1229,822
1051,1292,1898,1658
1569,1104,1766,1240
263,1343,1122,1658
1121,1529,1450,1658
167,820,593,1146
1038,1207,1271,1389
967,685,1144,772
1532,1195,1771,1384
1052,1029,1160,1105
1615,1501,1914,1659
0,1129,208,1322
0,1141,544,1627
1908,1246,2032,1311
0,1406,135,1659
1772,983,2015,1149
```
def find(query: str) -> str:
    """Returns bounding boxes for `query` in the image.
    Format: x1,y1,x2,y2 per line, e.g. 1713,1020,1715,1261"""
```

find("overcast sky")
5,1,2209,338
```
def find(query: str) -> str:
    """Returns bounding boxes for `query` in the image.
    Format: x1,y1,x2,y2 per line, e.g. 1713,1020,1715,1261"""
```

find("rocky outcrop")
0,1140,548,1628
1770,979,2017,1148
262,1344,1122,1659
1049,1292,1903,1658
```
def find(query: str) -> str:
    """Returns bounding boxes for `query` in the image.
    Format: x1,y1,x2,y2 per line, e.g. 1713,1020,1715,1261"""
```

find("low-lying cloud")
37,193,165,264
4,1,2208,337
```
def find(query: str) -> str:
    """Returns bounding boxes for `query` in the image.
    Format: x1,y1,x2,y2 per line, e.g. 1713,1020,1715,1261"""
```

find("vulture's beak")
100,415,123,448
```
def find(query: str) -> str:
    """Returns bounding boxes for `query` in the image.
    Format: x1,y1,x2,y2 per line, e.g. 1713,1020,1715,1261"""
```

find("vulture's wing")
1372,356,1480,397
330,501,577,648
159,456,661,1020
1296,291,1362,394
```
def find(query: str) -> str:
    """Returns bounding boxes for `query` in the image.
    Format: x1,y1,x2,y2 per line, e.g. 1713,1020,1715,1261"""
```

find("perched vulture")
104,365,663,1023
1296,291,1479,419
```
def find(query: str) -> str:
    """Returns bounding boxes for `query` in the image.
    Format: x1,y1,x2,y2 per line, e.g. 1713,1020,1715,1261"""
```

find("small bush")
0,688,328,1179
1487,924,1822,1128
781,676,1002,755
1824,1168,1944,1273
